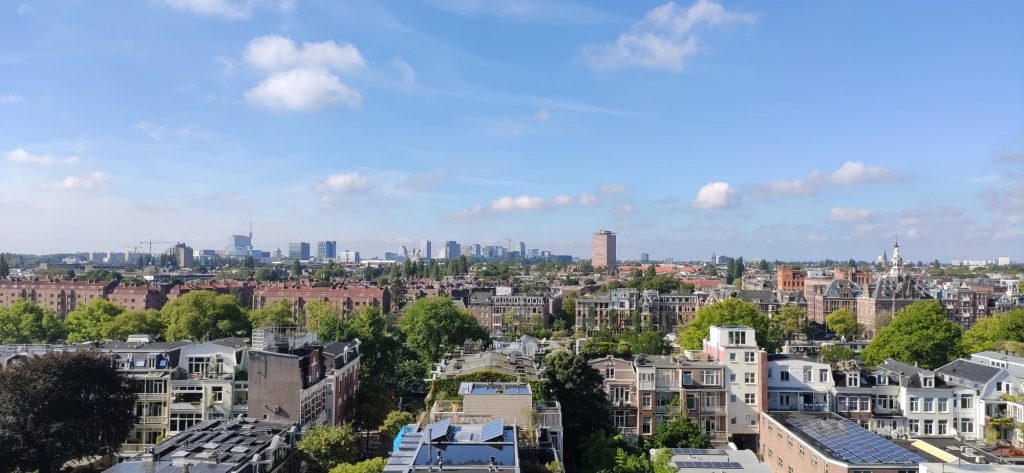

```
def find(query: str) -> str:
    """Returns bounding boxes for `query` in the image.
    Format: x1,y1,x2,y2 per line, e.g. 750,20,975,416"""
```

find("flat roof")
768,412,925,466
458,382,531,396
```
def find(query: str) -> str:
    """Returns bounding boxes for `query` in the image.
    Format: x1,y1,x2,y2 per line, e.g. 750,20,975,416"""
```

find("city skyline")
2,1,1022,259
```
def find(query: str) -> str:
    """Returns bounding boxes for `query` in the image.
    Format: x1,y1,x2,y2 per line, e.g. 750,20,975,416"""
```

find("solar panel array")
669,448,727,455
672,461,742,469
425,419,451,441
786,416,926,465
480,419,505,442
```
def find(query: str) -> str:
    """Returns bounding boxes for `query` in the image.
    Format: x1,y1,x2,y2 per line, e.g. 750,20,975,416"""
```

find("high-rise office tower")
592,229,616,270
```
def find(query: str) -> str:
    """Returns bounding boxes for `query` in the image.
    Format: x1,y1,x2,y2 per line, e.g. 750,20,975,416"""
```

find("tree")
162,291,250,341
106,309,167,340
293,259,303,278
819,345,855,363
825,308,858,340
773,304,807,340
861,301,963,369
297,424,359,473
249,299,294,328
65,298,124,342
0,299,66,344
255,267,279,281
0,254,9,278
379,410,415,442
399,297,489,365
328,458,387,473
578,430,617,473
544,351,613,467
650,417,711,449
678,299,783,353
0,351,136,473
964,309,1024,354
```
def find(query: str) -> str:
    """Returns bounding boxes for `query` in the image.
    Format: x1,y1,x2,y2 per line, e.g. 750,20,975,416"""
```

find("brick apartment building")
253,283,390,316
0,279,117,318
466,286,552,335
575,288,704,334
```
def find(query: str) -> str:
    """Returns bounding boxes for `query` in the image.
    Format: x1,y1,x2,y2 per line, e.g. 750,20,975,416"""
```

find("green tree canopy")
65,298,124,342
0,299,66,344
825,308,859,340
649,417,711,449
162,291,250,341
861,301,964,369
0,351,136,473
773,304,807,340
543,351,613,467
819,345,855,363
328,458,387,473
105,309,167,341
297,424,359,473
379,410,415,442
964,309,1024,353
249,299,294,328
678,299,783,353
399,296,490,365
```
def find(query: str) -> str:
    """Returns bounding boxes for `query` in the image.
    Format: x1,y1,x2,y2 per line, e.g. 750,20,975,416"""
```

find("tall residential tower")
592,229,616,270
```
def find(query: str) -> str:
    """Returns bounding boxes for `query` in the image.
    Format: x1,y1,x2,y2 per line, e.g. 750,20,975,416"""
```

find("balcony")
119,443,153,455
137,393,166,401
700,405,727,415
139,415,166,425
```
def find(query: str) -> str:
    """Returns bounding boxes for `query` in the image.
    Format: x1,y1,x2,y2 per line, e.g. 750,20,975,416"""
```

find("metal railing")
139,415,166,425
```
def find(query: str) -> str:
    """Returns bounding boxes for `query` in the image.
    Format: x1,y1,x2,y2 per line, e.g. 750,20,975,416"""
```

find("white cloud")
392,59,416,87
0,94,23,104
600,183,627,195
691,181,738,209
50,171,108,190
827,207,872,222
448,204,483,220
244,35,364,72
579,193,601,206
491,195,547,212
748,171,822,198
828,161,902,185
551,195,573,206
243,35,365,111
5,148,79,166
315,172,374,193
582,0,754,71
533,109,550,123
159,0,294,20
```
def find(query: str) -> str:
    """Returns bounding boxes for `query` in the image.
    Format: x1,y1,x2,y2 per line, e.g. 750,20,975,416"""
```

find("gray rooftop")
937,359,1003,386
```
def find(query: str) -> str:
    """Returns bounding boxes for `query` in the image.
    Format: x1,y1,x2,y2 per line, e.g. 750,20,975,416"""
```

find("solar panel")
786,416,925,465
426,419,450,441
672,461,742,469
670,448,727,455
480,419,505,442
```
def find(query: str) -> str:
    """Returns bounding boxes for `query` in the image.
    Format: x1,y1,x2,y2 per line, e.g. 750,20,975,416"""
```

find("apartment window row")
908,396,953,413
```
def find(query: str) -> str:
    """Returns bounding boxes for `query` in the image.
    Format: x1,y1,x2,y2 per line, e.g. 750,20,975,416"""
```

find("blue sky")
2,0,1022,261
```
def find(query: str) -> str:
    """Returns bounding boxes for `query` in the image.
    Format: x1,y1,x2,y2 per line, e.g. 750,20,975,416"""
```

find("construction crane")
139,240,175,255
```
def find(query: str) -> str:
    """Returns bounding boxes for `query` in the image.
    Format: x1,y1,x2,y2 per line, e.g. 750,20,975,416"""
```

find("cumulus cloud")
0,94,24,104
748,171,822,198
827,207,872,222
491,195,546,212
243,35,365,111
581,0,754,72
159,0,293,20
828,161,902,185
691,181,738,209
551,195,573,206
5,148,79,166
579,193,601,206
50,171,108,190
448,204,483,220
315,172,374,193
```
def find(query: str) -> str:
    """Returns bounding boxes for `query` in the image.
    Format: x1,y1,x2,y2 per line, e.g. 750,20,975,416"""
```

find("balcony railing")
139,415,166,425
119,443,153,454
137,393,166,401
700,405,727,415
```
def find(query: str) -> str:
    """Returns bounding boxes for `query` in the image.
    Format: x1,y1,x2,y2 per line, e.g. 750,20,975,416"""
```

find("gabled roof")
936,359,1002,386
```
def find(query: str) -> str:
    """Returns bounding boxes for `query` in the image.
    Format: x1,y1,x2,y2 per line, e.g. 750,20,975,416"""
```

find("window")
686,394,697,410
728,331,747,345
803,369,812,382
924,420,933,435
875,373,888,385
960,419,974,433
745,393,756,405
819,369,828,382
611,386,630,404
642,417,652,435
730,394,737,403
909,419,919,434
875,395,894,410
938,420,948,435
730,353,737,362
211,386,223,403
922,376,934,388
683,371,693,385
909,397,919,412
170,412,202,432
605,366,615,379
745,351,755,363
702,371,720,386
745,372,756,384
704,395,718,408
642,393,652,409
859,396,869,411
730,373,736,382
614,411,627,428
747,415,757,426
960,395,973,409
188,357,210,374
924,398,934,412
847,373,859,387
780,371,790,381
767,368,773,378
